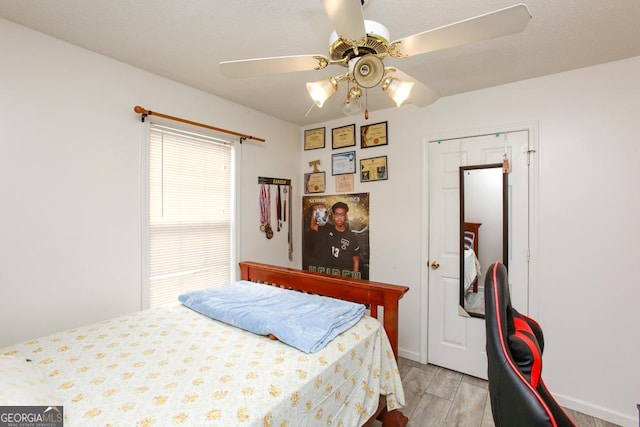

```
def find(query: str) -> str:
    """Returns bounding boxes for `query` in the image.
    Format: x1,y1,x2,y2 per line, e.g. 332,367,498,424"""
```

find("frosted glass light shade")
342,97,363,116
306,78,338,108
383,78,414,107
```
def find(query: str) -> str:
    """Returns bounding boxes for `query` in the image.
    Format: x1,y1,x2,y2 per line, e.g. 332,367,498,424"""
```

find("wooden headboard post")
238,261,409,359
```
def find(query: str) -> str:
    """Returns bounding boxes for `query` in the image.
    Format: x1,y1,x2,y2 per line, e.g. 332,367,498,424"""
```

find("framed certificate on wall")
331,151,356,175
304,172,326,193
361,121,388,148
304,127,325,150
331,124,356,149
360,155,388,182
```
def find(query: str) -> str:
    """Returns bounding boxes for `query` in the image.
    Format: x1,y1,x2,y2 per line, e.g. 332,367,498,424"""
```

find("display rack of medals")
258,177,293,260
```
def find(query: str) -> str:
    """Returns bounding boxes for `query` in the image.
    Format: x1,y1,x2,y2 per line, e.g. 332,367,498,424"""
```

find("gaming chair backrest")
484,262,576,427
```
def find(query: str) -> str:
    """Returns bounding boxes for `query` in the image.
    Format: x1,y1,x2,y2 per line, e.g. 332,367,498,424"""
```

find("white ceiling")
2,0,639,126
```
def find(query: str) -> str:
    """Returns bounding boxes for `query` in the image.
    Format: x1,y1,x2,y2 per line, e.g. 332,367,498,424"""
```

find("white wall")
0,18,300,346
302,57,640,425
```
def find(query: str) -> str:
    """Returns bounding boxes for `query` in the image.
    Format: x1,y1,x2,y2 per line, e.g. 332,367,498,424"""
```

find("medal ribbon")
283,192,287,222
287,185,292,260
276,185,282,231
259,184,270,227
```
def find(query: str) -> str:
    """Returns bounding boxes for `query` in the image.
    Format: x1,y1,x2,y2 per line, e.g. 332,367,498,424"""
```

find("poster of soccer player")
302,192,369,280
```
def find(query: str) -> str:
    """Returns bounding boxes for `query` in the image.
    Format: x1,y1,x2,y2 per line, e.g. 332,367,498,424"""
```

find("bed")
463,222,482,293
0,261,409,427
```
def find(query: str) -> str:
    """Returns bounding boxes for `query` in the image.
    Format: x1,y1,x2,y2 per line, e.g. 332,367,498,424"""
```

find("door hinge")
526,149,536,165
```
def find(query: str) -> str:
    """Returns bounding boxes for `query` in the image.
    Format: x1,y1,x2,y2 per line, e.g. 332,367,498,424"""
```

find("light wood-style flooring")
395,357,621,427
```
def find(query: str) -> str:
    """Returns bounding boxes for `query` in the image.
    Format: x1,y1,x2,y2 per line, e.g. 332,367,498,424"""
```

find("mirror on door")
459,164,508,318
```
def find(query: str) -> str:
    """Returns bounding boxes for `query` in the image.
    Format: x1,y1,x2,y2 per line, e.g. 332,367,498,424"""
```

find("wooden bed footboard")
240,261,410,427
239,261,409,360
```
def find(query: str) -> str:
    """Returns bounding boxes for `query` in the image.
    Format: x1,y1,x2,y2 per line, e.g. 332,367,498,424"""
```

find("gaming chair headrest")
486,262,514,337
485,262,544,387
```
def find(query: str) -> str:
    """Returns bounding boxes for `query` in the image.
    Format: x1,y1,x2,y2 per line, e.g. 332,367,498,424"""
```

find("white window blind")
149,124,233,307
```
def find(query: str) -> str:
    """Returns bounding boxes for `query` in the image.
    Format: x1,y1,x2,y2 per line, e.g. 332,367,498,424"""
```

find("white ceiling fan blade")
392,3,531,57
220,55,329,79
390,68,440,107
321,0,366,41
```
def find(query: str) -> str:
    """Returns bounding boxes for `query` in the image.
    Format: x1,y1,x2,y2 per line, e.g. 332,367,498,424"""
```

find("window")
147,124,234,307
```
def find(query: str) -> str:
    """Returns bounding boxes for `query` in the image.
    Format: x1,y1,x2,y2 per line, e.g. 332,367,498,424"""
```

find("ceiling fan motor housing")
329,20,391,62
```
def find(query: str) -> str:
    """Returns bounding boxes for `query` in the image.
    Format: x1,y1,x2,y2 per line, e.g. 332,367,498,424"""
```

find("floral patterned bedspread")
1,303,404,426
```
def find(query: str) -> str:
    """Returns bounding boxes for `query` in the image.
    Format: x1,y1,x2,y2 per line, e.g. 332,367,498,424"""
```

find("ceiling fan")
220,0,531,118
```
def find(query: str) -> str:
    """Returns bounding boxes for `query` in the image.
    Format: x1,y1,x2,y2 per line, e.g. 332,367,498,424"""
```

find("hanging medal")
259,184,273,239
283,186,287,223
276,185,282,232
259,184,266,231
287,185,293,260
264,185,274,239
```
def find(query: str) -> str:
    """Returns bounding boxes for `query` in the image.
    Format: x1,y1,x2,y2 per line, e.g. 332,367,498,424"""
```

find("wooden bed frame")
464,222,481,292
239,261,410,427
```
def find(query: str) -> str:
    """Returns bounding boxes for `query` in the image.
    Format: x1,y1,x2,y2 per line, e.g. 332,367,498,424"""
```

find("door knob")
430,261,440,269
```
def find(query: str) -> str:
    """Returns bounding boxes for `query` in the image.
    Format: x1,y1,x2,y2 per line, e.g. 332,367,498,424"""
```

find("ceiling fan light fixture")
220,3,531,120
342,96,363,116
382,76,414,107
348,85,362,99
350,55,385,88
306,77,338,108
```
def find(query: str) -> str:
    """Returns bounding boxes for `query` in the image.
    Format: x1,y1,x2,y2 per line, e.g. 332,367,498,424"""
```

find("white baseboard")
398,347,420,362
555,392,637,427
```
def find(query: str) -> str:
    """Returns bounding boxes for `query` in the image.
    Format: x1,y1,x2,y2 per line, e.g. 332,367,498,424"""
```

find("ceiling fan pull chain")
364,88,369,120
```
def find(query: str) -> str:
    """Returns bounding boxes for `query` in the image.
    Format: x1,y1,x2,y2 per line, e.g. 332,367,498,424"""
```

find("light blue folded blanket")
178,280,365,353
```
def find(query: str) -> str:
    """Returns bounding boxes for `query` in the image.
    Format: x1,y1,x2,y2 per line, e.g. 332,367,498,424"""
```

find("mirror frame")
459,163,508,318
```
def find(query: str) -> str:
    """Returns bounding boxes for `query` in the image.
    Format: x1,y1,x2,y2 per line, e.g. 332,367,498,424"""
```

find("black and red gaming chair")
484,262,576,427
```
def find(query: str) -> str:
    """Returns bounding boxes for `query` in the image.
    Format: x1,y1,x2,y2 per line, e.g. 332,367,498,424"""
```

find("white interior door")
425,129,531,379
